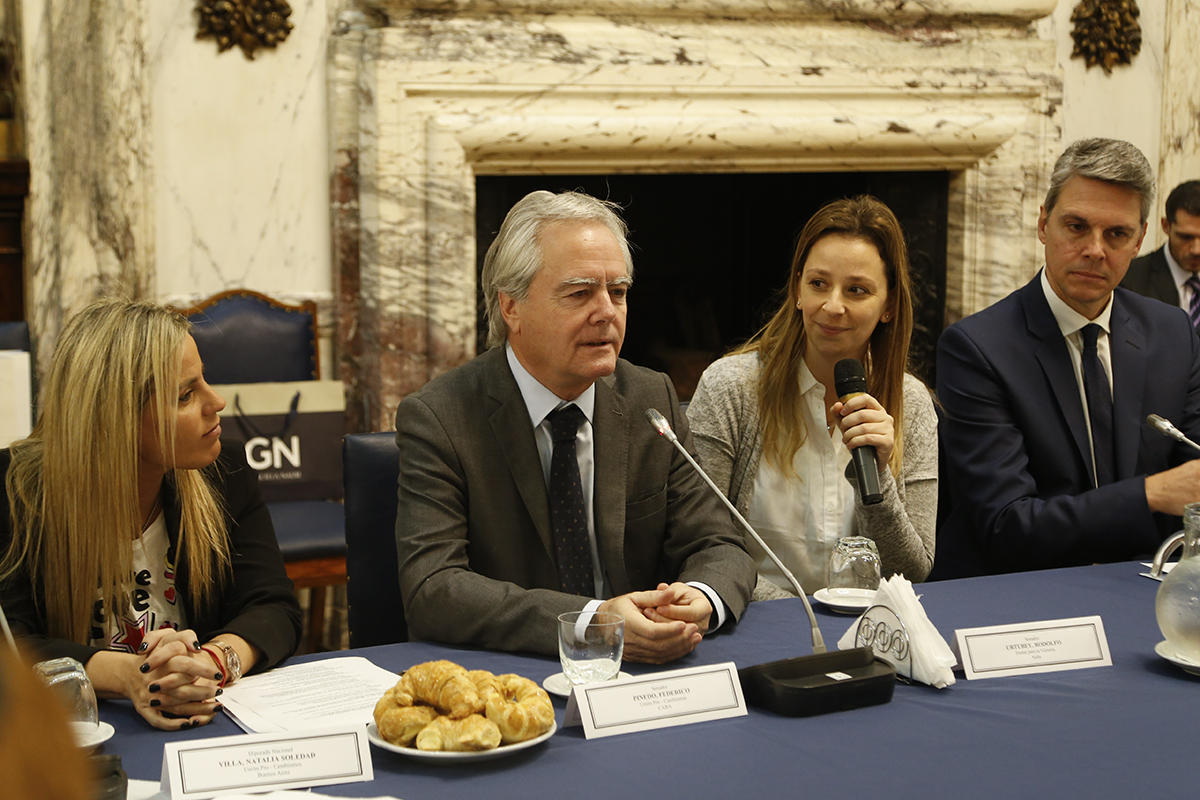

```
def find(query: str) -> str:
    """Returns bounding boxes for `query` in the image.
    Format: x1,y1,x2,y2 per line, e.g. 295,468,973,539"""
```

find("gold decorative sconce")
1069,0,1142,74
196,0,294,60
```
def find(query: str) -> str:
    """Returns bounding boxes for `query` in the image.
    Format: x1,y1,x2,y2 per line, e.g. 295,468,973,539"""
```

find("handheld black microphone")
646,407,896,716
1147,414,1200,453
833,358,883,505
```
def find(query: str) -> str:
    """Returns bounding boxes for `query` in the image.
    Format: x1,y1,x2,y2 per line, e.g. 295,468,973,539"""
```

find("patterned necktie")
547,404,594,596
1187,275,1200,329
1081,324,1114,487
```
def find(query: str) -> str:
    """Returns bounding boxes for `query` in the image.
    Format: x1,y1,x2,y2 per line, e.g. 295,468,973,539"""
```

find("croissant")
484,674,555,744
374,701,439,746
469,669,504,701
414,714,502,752
398,660,484,719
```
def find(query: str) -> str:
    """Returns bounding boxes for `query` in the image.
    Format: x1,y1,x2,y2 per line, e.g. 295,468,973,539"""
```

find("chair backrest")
180,290,318,384
343,432,407,648
0,321,30,352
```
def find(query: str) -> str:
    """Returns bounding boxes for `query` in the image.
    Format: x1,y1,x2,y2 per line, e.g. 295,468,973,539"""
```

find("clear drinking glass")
827,536,882,592
558,611,625,685
33,656,99,744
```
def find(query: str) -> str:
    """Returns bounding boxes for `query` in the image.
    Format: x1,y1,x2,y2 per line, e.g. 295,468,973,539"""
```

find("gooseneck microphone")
1147,414,1200,453
645,408,825,654
833,358,883,505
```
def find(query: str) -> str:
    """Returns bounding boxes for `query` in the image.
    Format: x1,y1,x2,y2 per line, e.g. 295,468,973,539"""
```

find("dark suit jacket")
933,275,1200,579
1121,247,1179,307
394,346,756,656
0,445,301,669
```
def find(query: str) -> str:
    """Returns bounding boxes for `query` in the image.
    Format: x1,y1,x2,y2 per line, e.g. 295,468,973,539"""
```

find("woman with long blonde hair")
687,196,937,599
1,299,300,730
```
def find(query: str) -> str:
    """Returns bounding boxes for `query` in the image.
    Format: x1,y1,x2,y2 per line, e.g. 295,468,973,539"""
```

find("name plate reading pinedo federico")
160,725,372,800
564,661,746,739
954,615,1111,680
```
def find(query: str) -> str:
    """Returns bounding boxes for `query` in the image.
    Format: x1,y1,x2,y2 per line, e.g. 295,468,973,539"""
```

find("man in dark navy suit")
934,139,1200,579
1121,180,1200,323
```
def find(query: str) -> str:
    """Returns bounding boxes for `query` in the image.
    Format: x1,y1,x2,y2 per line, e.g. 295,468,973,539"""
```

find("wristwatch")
209,640,243,683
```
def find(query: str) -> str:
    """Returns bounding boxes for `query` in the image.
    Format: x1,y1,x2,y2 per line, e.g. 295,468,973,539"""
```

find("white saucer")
73,721,114,749
1155,640,1200,676
366,721,556,762
542,671,631,697
813,587,877,614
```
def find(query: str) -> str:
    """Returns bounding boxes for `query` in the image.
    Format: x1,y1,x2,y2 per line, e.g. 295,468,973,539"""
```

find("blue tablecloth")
100,562,1197,799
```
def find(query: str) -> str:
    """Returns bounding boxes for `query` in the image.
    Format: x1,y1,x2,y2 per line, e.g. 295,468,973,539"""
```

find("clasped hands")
97,628,225,731
599,582,712,665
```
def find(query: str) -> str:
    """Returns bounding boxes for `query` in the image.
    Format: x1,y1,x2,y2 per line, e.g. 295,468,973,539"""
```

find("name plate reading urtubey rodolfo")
563,662,746,739
160,725,372,800
954,616,1111,680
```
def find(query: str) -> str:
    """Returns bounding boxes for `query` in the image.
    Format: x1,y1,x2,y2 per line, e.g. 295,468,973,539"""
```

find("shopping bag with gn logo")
213,381,345,502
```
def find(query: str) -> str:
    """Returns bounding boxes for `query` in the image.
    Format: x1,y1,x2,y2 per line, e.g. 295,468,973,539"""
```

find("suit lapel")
1023,279,1096,485
1109,293,1146,479
484,350,556,561
1150,250,1181,306
592,374,630,594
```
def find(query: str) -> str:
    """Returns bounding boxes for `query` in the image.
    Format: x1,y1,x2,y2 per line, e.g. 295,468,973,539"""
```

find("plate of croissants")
369,659,557,762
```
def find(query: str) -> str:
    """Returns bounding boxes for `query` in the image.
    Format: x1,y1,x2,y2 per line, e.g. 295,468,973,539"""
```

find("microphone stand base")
738,647,896,717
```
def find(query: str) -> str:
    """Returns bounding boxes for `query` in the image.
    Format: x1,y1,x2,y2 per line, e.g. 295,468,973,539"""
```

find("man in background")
1121,179,1200,326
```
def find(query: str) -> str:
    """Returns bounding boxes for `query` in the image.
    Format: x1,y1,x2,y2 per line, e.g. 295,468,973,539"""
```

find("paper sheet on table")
837,575,957,688
1140,561,1176,582
218,656,400,733
126,778,401,800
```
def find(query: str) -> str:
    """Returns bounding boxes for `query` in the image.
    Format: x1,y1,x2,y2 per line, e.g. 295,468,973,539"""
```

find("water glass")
827,536,882,592
33,656,98,743
558,611,624,685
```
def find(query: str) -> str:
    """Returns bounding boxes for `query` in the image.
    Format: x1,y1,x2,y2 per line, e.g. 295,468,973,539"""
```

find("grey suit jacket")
1121,246,1180,307
394,346,756,656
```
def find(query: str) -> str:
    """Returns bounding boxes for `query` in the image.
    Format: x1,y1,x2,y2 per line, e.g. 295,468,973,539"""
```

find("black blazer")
1121,247,1180,307
0,445,301,670
934,275,1200,579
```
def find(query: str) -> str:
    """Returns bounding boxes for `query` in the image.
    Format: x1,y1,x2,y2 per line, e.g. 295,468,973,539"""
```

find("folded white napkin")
837,575,957,689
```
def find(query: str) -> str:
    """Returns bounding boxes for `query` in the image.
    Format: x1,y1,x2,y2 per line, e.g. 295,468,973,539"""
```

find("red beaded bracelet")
200,645,228,687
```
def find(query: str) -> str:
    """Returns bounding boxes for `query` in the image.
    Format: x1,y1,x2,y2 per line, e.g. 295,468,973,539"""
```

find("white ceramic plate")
74,721,114,749
366,721,556,762
542,671,632,698
813,587,877,614
1155,640,1200,676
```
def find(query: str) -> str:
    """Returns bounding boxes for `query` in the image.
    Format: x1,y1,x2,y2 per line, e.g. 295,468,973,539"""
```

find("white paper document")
219,657,399,733
954,615,1111,679
0,350,32,448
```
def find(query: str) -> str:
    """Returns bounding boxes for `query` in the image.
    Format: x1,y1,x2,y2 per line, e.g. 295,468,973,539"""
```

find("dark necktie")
1081,324,1114,487
547,404,594,596
1187,275,1200,329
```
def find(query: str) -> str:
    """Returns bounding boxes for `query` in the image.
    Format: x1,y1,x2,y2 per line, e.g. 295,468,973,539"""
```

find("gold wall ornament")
1069,0,1142,74
196,0,295,60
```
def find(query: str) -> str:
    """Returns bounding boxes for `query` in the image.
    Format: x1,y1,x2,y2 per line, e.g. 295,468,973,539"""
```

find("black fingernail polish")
149,683,160,693
138,642,148,652
213,704,224,712
180,721,191,729
214,672,223,681
193,640,201,650
150,699,160,708
216,688,223,696
139,663,150,673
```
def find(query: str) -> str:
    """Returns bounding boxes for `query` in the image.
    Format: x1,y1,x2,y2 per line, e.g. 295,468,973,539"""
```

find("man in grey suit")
1120,180,1200,321
395,190,755,663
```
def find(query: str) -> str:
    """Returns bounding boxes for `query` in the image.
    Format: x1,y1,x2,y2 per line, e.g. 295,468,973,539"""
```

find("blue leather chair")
181,290,345,652
343,432,407,648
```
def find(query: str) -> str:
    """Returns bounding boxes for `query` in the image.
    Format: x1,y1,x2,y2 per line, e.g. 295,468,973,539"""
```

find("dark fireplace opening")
477,171,948,400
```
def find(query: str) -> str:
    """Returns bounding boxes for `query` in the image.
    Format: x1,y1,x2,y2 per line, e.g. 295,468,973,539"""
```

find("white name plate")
563,661,746,739
160,725,372,799
954,615,1111,680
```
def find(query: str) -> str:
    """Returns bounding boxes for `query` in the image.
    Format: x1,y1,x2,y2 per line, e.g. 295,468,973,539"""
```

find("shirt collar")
1162,243,1195,290
1039,266,1113,337
506,343,596,427
797,357,822,395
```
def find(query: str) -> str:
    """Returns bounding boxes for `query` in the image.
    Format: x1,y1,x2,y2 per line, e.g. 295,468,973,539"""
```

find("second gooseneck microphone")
833,358,883,506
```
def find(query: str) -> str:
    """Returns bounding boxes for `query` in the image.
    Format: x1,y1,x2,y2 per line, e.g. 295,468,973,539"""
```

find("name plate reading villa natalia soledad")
954,616,1112,680
160,725,372,799
564,662,746,739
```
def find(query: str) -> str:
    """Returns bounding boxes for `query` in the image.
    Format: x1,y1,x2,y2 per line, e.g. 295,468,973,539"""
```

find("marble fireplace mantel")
330,0,1061,430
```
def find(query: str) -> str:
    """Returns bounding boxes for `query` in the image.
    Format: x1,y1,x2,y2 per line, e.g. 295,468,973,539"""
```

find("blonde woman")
687,196,937,599
1,299,300,730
